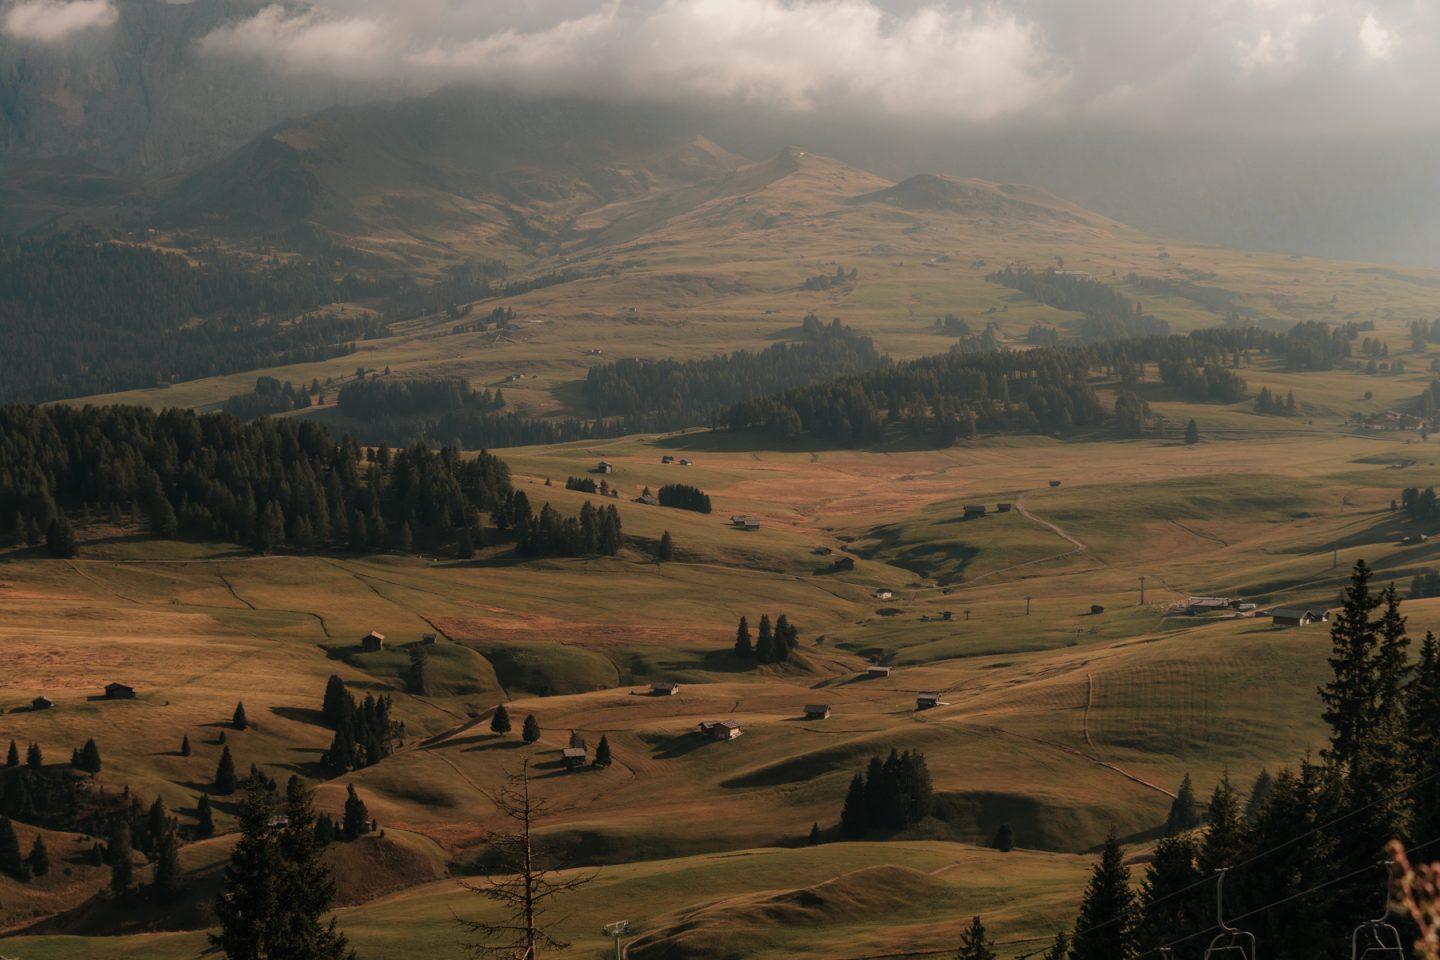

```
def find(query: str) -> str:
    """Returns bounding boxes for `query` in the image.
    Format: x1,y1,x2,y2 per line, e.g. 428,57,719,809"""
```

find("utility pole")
1025,594,1032,616
1139,576,1146,605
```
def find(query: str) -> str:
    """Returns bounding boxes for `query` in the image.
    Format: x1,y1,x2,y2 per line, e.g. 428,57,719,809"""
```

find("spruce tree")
342,784,370,841
755,614,775,663
181,734,191,757
490,704,512,735
1069,834,1138,960
212,779,280,959
657,530,673,562
1166,773,1201,833
110,821,133,899
1409,632,1440,852
153,821,182,903
734,616,753,658
1137,833,1204,954
1321,559,1382,769
406,644,429,696
28,833,50,878
26,741,42,769
993,823,1014,852
808,822,821,846
1199,773,1245,875
322,675,350,728
5,739,17,767
1184,418,1199,444
1041,932,1068,960
214,745,238,795
955,915,997,960
275,776,354,959
77,737,101,773
593,735,612,769
1244,769,1275,822
840,771,867,838
522,714,541,744
0,816,24,880
233,701,249,730
196,793,215,838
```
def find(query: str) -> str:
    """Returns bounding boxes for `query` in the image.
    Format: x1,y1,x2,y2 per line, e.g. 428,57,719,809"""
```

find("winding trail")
1014,492,1100,563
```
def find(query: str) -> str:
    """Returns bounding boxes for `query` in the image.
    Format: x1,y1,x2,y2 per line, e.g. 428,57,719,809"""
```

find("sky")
4,0,1435,136
3,0,1440,264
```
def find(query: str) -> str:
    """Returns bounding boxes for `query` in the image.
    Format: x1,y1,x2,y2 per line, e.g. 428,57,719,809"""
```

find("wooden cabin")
562,747,588,770
698,720,743,741
865,666,893,678
804,704,831,720
361,631,385,652
103,682,135,700
916,693,942,710
650,681,681,696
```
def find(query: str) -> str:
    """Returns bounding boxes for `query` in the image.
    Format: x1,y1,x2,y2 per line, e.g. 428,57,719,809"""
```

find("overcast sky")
5,0,1437,135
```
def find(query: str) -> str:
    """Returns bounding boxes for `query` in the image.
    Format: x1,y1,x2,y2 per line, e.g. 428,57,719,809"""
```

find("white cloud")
3,0,117,42
189,0,1440,131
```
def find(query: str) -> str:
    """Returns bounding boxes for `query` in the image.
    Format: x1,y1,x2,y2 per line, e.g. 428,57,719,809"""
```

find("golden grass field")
10,152,1440,957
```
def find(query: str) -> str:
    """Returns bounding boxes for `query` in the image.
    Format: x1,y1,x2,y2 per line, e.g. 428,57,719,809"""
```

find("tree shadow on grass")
270,705,325,727
650,733,711,761
460,738,526,754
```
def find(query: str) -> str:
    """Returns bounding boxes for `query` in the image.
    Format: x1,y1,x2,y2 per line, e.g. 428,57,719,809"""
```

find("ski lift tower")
603,920,631,960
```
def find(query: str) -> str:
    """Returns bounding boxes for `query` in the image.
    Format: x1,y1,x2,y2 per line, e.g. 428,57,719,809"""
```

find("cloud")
3,0,117,41
191,0,1440,132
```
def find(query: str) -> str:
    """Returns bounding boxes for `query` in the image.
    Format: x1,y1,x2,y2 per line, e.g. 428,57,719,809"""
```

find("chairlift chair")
1351,862,1404,960
1204,869,1258,960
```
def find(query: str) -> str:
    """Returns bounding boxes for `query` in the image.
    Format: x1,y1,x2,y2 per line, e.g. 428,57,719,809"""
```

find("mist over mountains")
1,0,1438,266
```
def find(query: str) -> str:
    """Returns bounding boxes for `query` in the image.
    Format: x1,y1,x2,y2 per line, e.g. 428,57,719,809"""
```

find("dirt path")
1169,519,1228,547
1014,493,1100,562
217,572,257,610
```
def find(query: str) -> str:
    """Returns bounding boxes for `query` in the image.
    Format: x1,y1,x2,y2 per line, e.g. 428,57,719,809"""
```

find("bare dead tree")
458,760,595,959
1392,840,1440,960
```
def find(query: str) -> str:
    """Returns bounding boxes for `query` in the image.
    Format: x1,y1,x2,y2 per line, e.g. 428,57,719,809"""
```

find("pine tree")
26,741,42,769
342,784,370,841
1166,773,1201,833
522,714,541,744
406,644,429,696
196,793,215,838
1184,418,1199,444
0,816,24,880
5,740,17,767
1041,932,1069,960
322,675,350,729
1321,559,1382,769
212,779,280,958
1244,769,1275,821
657,530,673,562
1199,773,1245,875
734,616,753,658
110,821,133,899
1409,632,1440,853
28,833,50,878
593,735,612,769
840,771,867,838
77,737,102,773
490,704,512,736
808,822,821,846
233,701,249,731
1137,833,1204,954
214,745,238,795
1069,834,1138,960
46,517,78,558
755,614,775,663
993,823,1014,852
955,915,997,960
275,776,354,959
181,734,191,757
153,820,182,903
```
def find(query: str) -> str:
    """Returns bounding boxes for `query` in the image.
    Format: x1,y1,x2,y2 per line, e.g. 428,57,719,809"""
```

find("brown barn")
562,747,588,770
698,720,743,741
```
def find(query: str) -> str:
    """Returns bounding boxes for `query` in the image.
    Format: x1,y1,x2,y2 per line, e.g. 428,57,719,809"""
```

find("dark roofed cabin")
650,681,681,696
865,665,893,678
804,704,831,720
963,504,987,519
1271,607,1330,628
916,693,941,710
361,631,385,652
698,719,743,741
421,632,438,644
562,747,587,770
104,682,135,700
31,696,54,711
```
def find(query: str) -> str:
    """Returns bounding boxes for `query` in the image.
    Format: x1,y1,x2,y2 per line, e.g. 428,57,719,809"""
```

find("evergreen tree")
197,793,215,838
840,771,867,838
1244,768,1275,822
214,746,238,795
1321,559,1382,769
1041,932,1068,960
657,530,674,562
1184,418,1199,444
1166,773,1201,833
755,614,775,663
275,776,354,960
593,735,612,769
233,701,249,730
322,675,350,728
1137,833,1204,956
1199,773,1245,875
76,737,102,773
0,816,24,880
26,741,42,769
406,644,429,696
490,704,512,736
110,821,133,899
1409,632,1440,855
5,740,17,767
1242,763,1338,959
27,833,49,878
342,784,370,841
993,823,1015,852
153,820,182,903
212,779,280,959
1069,834,1138,960
734,616,753,658
181,734,191,757
522,714,541,744
808,822,821,846
955,915,997,960
45,517,78,558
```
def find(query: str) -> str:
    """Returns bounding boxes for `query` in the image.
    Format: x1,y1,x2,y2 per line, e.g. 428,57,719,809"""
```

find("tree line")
336,377,505,422
986,266,1171,341
1049,561,1440,960
657,483,712,513
733,614,800,664
839,749,934,836
320,676,398,774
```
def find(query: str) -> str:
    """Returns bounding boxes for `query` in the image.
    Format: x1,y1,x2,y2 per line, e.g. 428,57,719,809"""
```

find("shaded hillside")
849,173,1090,224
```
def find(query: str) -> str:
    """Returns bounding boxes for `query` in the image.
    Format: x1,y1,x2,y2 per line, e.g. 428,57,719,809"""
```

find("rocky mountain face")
0,0,380,175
